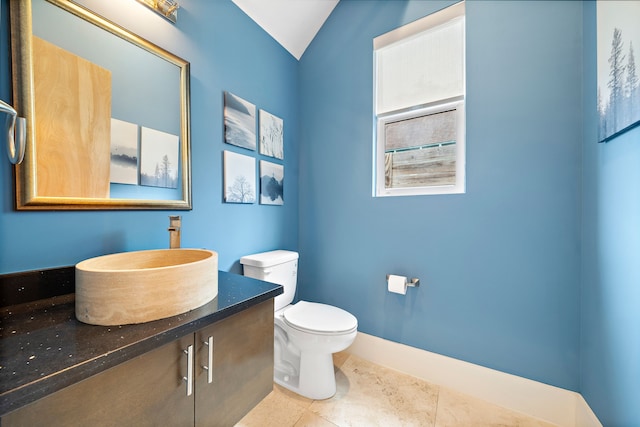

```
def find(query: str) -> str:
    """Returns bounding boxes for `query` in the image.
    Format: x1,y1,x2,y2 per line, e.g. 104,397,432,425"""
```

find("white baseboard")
346,332,602,427
575,394,602,427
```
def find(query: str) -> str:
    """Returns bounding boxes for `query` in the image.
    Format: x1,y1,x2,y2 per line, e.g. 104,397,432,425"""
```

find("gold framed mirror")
9,0,191,210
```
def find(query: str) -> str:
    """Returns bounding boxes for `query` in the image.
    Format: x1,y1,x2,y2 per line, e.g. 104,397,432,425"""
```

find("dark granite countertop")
0,270,282,416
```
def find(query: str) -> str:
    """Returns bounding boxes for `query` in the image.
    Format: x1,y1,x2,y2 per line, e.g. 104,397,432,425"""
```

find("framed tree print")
224,150,256,203
597,1,640,142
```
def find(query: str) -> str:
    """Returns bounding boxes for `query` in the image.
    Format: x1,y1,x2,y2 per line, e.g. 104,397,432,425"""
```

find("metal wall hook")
0,100,26,165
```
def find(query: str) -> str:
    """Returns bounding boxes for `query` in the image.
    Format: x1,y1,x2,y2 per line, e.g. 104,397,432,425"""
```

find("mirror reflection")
10,0,191,210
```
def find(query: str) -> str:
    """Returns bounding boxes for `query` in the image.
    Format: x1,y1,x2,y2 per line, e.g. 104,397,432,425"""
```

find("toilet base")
275,351,337,400
271,303,357,400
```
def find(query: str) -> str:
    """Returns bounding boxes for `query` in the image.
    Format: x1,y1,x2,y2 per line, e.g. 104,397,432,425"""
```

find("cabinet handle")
202,336,213,384
183,345,194,396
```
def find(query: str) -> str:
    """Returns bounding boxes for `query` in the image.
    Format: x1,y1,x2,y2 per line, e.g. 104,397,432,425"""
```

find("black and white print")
597,1,640,142
224,150,256,203
224,92,256,150
110,118,139,185
140,127,179,189
259,109,283,159
259,160,283,205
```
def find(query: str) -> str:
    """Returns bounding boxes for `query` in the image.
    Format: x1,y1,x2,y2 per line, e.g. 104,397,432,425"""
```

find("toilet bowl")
274,301,357,399
240,250,358,400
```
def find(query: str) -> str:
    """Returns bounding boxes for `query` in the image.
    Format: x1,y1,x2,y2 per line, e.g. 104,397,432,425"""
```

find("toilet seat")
283,301,358,335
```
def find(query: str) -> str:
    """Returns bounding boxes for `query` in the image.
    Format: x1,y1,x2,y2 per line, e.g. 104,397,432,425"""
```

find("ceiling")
231,0,339,60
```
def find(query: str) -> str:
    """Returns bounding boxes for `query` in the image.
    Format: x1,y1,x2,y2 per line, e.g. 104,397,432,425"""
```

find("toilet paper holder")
386,274,420,287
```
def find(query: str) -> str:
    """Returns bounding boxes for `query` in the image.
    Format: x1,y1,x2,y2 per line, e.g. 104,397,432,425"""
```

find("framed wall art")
224,150,256,203
110,118,139,185
259,109,284,159
259,160,283,205
224,92,256,150
597,0,640,143
140,127,179,189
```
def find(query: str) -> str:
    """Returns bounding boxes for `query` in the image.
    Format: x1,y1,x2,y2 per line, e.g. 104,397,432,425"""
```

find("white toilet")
240,250,358,400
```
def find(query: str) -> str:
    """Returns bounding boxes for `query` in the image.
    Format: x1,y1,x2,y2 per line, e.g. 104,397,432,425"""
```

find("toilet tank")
240,250,299,311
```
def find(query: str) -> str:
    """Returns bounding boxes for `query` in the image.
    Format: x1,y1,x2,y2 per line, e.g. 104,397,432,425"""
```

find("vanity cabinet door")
2,335,195,427
194,299,274,427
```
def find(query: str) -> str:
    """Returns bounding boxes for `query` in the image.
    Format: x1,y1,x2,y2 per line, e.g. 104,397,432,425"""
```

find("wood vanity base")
2,300,274,427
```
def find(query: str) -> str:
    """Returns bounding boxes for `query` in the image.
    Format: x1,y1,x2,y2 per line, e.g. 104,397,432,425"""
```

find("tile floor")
236,352,559,427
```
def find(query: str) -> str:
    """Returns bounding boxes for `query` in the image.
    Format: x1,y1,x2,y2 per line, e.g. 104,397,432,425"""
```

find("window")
374,2,465,197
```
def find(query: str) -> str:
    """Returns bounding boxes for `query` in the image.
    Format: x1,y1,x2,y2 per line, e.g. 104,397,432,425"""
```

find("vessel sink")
75,249,218,326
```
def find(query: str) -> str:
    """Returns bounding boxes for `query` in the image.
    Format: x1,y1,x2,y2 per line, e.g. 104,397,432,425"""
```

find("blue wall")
3,0,638,423
0,0,299,274
298,0,582,391
581,2,640,425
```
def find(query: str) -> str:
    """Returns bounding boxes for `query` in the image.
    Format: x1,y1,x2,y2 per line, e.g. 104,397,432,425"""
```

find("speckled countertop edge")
0,270,282,416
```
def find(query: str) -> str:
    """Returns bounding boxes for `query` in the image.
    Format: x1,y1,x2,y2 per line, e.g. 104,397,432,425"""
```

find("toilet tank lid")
240,250,299,268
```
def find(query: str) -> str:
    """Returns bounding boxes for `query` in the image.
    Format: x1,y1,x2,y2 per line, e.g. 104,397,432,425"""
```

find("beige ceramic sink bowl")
75,249,218,326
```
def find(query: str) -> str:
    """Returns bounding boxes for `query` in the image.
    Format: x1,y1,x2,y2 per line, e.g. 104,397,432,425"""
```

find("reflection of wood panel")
33,37,112,198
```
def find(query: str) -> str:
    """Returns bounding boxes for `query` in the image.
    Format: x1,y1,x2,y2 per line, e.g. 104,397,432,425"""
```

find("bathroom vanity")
0,268,282,426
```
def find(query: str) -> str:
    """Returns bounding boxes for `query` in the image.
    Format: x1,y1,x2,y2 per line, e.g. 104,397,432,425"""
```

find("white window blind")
374,3,465,115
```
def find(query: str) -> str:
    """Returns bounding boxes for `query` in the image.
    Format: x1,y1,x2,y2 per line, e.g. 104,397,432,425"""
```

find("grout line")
432,384,441,427
290,410,305,427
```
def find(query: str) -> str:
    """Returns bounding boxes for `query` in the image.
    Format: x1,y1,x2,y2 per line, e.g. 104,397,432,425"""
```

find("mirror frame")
9,0,192,210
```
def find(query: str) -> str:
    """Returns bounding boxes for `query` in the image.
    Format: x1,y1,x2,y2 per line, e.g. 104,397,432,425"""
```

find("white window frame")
373,2,466,197
375,98,465,197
